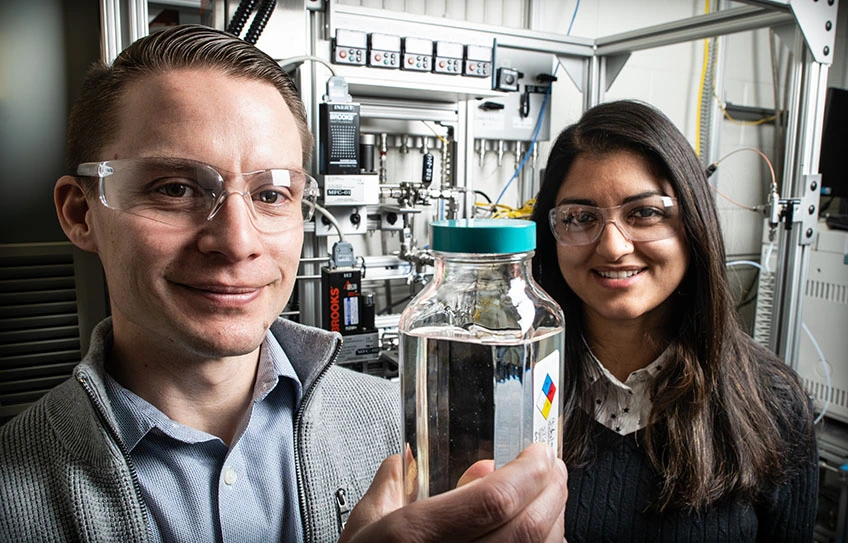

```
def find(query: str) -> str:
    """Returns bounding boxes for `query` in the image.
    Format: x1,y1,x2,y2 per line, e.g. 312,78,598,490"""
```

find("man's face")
85,68,305,360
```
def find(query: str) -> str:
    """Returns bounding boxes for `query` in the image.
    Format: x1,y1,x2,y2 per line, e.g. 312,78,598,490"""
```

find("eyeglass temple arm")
76,162,113,177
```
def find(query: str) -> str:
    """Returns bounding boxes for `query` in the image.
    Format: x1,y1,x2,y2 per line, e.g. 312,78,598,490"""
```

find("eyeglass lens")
549,196,679,246
79,158,317,232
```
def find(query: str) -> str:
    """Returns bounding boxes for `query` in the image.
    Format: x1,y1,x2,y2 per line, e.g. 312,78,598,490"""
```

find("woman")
531,100,817,541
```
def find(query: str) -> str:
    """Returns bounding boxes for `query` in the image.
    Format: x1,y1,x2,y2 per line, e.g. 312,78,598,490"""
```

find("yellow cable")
492,198,536,219
420,120,448,145
718,100,777,125
707,30,775,127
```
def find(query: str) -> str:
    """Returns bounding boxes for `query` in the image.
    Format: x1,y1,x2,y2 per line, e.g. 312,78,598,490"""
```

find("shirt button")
223,467,238,486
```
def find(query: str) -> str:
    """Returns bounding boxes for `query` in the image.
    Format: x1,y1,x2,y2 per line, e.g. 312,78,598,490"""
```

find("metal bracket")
798,173,823,246
556,55,586,92
556,52,630,94
775,174,822,246
742,0,839,64
789,0,839,64
603,53,631,91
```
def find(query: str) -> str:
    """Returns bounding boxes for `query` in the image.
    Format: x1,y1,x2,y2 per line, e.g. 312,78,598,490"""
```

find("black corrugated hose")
226,0,258,37
244,0,277,45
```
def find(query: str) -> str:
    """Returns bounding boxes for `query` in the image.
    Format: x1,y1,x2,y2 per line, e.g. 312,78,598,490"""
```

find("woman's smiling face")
554,149,690,330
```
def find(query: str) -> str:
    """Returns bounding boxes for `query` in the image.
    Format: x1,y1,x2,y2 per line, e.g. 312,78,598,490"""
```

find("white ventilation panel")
797,227,848,423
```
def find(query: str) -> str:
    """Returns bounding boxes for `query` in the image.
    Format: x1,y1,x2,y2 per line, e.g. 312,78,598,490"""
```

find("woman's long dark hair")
532,100,813,510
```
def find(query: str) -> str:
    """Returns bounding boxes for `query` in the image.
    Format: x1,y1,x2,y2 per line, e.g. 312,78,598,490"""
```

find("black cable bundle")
226,0,257,36
226,0,276,44
244,0,277,45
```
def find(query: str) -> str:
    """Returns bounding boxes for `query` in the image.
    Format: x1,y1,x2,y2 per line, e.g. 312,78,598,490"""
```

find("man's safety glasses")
549,195,681,246
76,157,318,233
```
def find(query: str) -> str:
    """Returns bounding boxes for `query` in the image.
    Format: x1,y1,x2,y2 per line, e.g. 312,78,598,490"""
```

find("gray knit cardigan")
0,318,402,542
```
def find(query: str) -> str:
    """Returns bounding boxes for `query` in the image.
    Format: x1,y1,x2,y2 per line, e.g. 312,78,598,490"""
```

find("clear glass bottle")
399,218,564,502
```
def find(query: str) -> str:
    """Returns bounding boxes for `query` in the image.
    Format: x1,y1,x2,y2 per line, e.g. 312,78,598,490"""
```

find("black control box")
319,102,360,175
321,267,362,335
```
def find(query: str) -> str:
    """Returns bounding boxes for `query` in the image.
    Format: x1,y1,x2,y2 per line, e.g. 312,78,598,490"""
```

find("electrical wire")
803,322,832,424
276,55,337,77
713,93,777,126
312,203,346,242
473,189,495,216
567,0,581,36
725,260,763,270
474,204,494,218
725,259,832,425
474,189,492,204
763,241,775,274
706,147,779,212
492,198,536,219
494,63,560,206
710,147,777,192
420,121,448,145
708,185,760,212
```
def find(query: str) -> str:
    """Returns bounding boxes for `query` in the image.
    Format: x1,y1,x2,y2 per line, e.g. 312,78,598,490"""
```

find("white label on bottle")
533,350,560,451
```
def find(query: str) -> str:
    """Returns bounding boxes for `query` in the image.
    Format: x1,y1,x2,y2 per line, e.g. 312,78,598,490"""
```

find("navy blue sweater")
564,420,818,542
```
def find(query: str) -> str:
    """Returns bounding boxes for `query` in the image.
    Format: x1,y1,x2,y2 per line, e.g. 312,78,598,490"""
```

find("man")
0,25,566,542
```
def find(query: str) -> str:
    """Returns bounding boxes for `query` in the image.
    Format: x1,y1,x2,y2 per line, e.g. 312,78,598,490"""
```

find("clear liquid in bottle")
398,219,564,503
401,326,563,501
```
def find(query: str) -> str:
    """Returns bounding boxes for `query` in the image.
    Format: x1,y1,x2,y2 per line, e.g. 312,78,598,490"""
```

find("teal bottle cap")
430,219,536,254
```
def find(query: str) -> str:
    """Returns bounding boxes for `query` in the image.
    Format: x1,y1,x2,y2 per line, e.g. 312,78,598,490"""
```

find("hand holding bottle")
339,442,567,543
